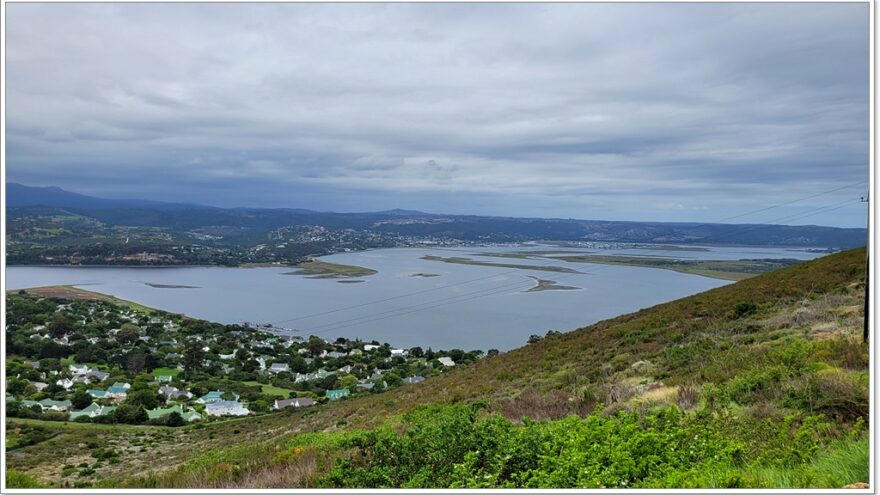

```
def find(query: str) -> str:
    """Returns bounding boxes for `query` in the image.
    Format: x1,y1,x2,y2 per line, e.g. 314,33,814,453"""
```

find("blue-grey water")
5,244,824,351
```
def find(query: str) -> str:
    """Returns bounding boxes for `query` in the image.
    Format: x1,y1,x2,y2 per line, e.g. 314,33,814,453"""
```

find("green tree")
71,391,92,410
128,389,160,410
183,340,205,374
113,404,148,424
306,336,326,357
165,411,184,427
117,323,141,344
47,312,75,338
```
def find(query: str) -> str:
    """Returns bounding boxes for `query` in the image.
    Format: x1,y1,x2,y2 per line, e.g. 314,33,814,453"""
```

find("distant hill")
5,182,868,249
6,183,200,210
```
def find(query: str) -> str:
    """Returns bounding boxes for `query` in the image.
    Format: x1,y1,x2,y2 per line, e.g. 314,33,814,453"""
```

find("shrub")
6,469,42,488
319,403,745,488
733,301,757,318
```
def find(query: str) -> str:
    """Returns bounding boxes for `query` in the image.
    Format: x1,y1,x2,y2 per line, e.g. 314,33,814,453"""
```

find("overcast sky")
5,3,869,227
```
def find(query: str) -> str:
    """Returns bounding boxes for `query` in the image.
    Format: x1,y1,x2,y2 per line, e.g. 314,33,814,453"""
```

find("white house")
438,357,456,367
69,364,91,374
390,349,408,357
205,400,249,416
56,378,75,390
269,363,290,374
363,344,381,351
273,397,315,410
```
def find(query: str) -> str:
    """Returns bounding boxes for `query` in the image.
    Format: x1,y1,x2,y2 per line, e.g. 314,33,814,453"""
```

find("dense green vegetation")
6,248,869,488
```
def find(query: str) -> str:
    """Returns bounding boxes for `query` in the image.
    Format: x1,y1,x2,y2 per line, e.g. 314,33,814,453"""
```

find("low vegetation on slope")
7,248,869,488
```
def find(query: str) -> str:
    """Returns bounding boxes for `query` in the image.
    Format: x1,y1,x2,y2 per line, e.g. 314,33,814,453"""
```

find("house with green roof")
197,390,224,404
325,389,350,401
38,398,72,412
69,403,117,420
146,404,202,422
88,389,107,399
106,385,128,400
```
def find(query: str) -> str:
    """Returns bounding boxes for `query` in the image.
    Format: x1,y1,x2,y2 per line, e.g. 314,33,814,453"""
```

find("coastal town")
5,289,484,425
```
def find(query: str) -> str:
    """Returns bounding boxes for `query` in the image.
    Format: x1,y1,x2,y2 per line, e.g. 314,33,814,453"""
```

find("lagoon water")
5,244,824,351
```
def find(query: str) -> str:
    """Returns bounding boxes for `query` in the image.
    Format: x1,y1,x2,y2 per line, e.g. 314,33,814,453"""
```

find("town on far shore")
5,289,487,425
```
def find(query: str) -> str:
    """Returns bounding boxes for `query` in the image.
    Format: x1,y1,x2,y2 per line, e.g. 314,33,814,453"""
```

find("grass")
283,260,377,279
242,381,294,399
552,254,803,280
524,276,580,292
743,436,869,488
152,368,182,378
9,285,157,313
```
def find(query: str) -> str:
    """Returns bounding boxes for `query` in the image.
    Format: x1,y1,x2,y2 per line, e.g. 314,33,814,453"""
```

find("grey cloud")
4,3,869,227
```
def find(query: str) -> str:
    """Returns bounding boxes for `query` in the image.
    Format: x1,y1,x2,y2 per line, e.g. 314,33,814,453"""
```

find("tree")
409,347,424,358
383,372,402,388
71,391,93,410
114,404,148,424
5,378,32,396
48,312,74,338
128,389,160,410
117,323,141,344
126,353,147,373
165,411,184,427
183,340,205,374
306,336,326,357
487,349,500,357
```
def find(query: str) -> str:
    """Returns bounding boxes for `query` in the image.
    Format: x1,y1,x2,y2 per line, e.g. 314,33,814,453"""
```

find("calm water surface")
5,244,824,350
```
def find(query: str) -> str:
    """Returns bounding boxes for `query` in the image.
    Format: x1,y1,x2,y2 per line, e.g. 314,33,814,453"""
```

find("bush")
6,469,42,488
320,403,745,488
733,301,757,318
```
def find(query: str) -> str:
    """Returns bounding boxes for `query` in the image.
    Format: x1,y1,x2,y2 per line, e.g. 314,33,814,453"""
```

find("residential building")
205,400,249,416
273,397,315,410
325,389,350,401
269,363,290,374
69,403,116,420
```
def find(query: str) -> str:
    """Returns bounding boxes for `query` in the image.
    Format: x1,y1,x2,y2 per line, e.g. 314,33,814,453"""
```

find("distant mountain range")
5,182,868,250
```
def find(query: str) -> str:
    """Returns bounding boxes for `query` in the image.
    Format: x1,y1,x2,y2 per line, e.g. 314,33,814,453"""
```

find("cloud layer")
5,3,869,226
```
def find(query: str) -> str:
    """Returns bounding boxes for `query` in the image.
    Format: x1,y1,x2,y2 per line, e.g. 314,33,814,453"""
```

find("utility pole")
862,196,869,344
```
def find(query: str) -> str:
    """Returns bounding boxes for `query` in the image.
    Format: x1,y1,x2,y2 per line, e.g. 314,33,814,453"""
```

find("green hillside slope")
7,248,869,489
